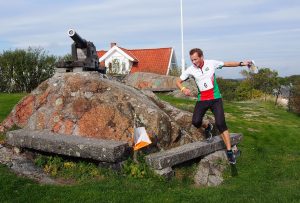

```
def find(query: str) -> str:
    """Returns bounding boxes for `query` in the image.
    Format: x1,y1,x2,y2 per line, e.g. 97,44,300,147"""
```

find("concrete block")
145,133,242,170
6,129,131,162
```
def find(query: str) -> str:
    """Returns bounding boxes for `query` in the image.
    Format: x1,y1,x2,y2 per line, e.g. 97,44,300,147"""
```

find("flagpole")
180,0,185,72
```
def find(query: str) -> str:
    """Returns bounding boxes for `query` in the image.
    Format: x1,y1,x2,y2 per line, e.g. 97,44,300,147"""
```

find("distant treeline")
0,47,72,93
217,73,300,114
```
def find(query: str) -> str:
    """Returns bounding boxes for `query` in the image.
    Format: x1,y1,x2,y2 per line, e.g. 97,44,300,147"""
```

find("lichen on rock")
1,72,212,150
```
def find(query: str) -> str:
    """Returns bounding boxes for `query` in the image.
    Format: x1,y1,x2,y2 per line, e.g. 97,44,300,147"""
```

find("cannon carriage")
56,29,104,73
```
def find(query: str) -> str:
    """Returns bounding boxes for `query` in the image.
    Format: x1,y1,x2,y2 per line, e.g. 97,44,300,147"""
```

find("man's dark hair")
189,48,203,57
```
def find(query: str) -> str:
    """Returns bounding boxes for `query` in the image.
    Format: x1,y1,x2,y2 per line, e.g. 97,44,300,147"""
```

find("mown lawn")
0,93,27,121
0,93,299,202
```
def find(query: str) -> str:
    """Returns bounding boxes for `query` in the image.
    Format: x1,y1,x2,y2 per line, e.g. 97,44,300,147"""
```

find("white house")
97,43,178,75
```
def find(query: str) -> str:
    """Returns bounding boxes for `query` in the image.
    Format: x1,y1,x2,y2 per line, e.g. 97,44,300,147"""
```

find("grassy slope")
0,93,299,202
0,93,27,121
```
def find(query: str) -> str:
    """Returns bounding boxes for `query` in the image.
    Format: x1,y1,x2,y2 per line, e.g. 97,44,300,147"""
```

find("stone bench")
145,133,242,172
6,129,131,163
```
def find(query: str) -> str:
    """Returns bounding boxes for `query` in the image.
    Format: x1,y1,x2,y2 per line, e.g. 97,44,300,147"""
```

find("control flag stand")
132,113,152,162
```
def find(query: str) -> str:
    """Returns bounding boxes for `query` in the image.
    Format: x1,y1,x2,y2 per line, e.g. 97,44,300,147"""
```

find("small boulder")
194,150,228,187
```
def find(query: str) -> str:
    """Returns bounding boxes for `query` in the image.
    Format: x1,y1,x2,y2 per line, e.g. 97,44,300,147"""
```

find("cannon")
56,29,105,73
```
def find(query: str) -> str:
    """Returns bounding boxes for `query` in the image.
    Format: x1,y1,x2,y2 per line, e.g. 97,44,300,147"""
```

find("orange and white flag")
133,127,152,151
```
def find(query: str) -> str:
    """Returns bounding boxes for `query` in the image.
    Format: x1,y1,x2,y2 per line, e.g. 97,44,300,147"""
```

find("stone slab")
6,129,131,163
145,133,242,170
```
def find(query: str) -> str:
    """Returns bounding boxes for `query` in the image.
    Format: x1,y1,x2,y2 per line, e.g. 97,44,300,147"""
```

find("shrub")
34,154,104,182
0,47,56,93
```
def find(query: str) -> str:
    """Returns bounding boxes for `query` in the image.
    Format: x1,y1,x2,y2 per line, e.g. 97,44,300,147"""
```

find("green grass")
156,93,196,112
0,93,26,141
0,93,26,121
1,93,300,202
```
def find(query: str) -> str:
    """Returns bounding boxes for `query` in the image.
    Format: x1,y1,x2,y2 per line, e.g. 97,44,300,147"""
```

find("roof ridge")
127,47,172,51
118,46,139,61
97,47,172,52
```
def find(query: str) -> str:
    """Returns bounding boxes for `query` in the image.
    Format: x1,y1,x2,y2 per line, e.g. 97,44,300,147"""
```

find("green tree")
288,78,300,115
252,68,279,101
0,47,56,93
235,79,252,100
57,53,72,62
239,68,279,101
168,66,182,77
216,78,240,101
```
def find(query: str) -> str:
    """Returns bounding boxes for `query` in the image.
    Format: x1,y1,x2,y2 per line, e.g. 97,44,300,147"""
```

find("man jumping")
176,48,251,164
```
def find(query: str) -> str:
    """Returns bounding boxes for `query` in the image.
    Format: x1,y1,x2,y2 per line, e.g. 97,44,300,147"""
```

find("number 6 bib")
197,78,213,91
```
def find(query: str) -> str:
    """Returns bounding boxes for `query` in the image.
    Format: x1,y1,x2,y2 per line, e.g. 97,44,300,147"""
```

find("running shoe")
226,150,236,164
204,123,213,141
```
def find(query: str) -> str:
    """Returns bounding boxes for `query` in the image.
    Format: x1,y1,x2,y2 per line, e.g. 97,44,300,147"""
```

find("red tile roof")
119,47,139,62
97,50,106,67
97,47,172,75
97,50,106,58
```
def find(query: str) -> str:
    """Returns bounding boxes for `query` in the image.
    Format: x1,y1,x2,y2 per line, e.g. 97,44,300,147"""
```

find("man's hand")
224,60,253,67
182,87,192,96
176,78,192,96
241,60,252,67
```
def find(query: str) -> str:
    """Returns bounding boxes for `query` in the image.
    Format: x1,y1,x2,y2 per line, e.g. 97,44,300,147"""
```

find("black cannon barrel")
68,29,87,48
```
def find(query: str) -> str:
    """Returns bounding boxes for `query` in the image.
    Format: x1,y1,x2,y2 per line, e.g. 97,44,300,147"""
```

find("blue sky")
0,0,299,78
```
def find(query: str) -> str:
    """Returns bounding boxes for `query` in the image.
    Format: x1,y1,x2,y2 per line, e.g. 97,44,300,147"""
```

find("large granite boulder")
124,72,199,99
1,72,211,150
124,72,178,91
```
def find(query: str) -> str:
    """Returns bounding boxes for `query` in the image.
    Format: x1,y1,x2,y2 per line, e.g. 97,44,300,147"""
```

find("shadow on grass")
230,164,238,177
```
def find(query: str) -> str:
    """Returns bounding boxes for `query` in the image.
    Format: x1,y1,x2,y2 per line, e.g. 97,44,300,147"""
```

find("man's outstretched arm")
223,61,252,67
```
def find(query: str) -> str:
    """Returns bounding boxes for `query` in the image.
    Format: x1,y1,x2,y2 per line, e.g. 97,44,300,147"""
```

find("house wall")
166,49,178,75
104,51,131,74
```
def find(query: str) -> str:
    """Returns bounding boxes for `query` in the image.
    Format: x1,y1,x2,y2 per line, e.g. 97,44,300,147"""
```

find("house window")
107,58,121,75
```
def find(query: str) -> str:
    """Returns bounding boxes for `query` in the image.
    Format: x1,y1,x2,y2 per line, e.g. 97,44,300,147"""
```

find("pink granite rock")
1,72,210,150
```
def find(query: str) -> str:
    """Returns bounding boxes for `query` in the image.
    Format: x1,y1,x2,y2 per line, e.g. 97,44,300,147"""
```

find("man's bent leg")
192,101,209,128
211,99,236,164
211,99,231,149
220,130,231,150
221,130,236,164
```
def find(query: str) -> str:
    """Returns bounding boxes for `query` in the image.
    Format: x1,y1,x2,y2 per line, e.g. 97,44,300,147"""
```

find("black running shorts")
192,98,228,133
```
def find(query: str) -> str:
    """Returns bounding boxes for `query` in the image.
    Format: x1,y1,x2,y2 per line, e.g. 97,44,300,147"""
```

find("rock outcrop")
124,72,178,91
194,150,228,187
0,144,58,185
1,72,210,150
124,72,199,99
